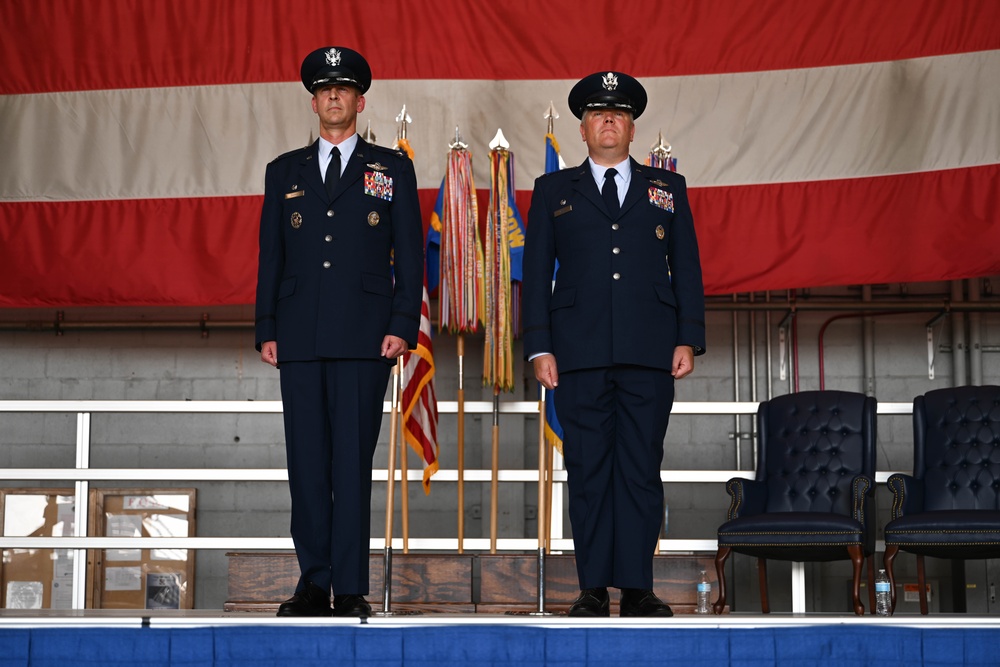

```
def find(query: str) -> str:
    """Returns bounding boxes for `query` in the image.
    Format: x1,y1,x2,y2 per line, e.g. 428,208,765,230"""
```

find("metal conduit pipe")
862,285,876,397
732,293,742,470
791,290,801,393
748,292,759,465
970,278,984,385
1,298,999,333
817,311,926,391
765,292,774,401
951,280,968,386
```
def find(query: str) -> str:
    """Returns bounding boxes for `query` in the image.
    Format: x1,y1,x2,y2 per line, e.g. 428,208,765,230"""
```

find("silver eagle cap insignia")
325,48,341,66
602,72,618,90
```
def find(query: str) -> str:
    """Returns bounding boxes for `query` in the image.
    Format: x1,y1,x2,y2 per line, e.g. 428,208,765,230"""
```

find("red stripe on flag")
2,165,996,307
690,165,1000,294
3,1,998,94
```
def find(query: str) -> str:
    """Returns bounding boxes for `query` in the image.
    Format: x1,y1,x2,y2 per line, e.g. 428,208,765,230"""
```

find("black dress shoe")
333,594,372,617
276,582,332,617
619,588,673,617
568,587,610,617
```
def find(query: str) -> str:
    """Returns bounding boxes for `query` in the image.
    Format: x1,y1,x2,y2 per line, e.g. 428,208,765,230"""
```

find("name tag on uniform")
554,205,572,217
364,171,394,201
284,190,305,199
648,187,674,212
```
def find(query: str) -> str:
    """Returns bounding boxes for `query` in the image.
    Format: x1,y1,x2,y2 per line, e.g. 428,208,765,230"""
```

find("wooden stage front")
225,551,719,614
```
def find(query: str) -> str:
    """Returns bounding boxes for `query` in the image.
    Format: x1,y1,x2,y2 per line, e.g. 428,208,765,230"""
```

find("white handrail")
0,399,913,610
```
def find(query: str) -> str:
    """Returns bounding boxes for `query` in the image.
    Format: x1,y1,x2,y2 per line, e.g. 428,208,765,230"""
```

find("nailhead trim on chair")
722,530,858,536
721,541,862,547
726,479,742,520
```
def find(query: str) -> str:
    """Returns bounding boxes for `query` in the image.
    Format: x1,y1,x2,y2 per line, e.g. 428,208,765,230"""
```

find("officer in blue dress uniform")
255,46,423,617
523,71,706,617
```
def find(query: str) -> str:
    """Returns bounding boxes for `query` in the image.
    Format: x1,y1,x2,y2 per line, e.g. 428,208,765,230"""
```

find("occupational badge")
290,212,303,229
650,179,669,188
367,211,380,227
648,187,674,212
366,162,389,172
655,225,665,240
364,171,393,201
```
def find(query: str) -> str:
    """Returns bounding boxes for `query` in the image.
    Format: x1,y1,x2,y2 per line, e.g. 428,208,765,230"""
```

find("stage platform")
1,611,998,666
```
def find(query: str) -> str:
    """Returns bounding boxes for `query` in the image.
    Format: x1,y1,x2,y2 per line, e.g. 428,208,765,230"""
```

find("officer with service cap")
523,71,706,617
255,46,423,617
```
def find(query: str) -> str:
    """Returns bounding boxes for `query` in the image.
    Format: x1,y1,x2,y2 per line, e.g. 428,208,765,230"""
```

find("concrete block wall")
1,279,998,610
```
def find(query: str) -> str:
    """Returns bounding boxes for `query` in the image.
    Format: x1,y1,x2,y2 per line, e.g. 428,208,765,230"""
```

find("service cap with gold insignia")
300,46,372,94
568,71,647,120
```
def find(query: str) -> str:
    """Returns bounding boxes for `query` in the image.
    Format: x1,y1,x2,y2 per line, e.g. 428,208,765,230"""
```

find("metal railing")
0,399,913,611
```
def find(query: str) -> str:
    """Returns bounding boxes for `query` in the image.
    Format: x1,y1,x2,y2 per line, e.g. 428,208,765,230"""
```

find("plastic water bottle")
875,569,892,616
696,570,712,614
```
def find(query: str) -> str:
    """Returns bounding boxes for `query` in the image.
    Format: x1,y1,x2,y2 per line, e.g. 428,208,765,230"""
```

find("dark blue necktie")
325,146,341,198
602,167,619,217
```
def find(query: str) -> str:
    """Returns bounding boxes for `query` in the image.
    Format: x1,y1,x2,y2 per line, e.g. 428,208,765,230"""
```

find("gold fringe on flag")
483,146,515,393
439,149,483,333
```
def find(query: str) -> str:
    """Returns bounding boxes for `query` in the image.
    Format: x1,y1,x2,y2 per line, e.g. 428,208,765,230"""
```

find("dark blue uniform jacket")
523,158,706,371
255,138,423,361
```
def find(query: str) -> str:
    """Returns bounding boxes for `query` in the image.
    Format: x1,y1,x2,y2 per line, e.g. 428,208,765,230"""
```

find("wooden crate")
226,551,723,614
477,553,720,614
225,552,475,613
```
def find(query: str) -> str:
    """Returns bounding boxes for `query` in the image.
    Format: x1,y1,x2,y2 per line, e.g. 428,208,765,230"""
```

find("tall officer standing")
523,71,706,617
255,46,423,617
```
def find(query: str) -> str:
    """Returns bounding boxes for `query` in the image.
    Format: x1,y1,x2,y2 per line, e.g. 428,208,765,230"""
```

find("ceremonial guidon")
255,46,423,617
523,71,706,617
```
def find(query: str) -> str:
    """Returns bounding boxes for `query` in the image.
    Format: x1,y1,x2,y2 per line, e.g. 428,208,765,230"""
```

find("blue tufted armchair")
713,390,878,615
884,385,1000,614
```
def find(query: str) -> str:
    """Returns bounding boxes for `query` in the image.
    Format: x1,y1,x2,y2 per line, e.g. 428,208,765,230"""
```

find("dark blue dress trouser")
556,365,675,590
279,359,391,595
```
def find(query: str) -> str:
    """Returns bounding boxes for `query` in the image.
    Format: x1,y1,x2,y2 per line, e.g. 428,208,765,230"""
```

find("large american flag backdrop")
1,1,998,307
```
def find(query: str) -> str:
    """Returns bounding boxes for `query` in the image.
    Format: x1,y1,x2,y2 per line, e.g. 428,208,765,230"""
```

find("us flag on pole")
401,283,440,494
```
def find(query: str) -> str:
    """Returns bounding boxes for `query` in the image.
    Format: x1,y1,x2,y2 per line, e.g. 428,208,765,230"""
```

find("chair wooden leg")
917,554,928,615
757,557,770,614
713,547,731,614
866,553,876,615
847,544,864,616
884,545,900,614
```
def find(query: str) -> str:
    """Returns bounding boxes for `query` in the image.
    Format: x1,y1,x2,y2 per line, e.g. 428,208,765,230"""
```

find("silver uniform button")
611,223,619,230
326,210,335,217
322,261,331,268
612,247,620,254
325,235,333,242
613,272,621,280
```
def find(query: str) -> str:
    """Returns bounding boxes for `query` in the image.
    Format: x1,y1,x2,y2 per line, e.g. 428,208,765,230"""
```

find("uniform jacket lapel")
619,158,648,218
570,160,608,217
299,140,326,202
333,136,371,202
